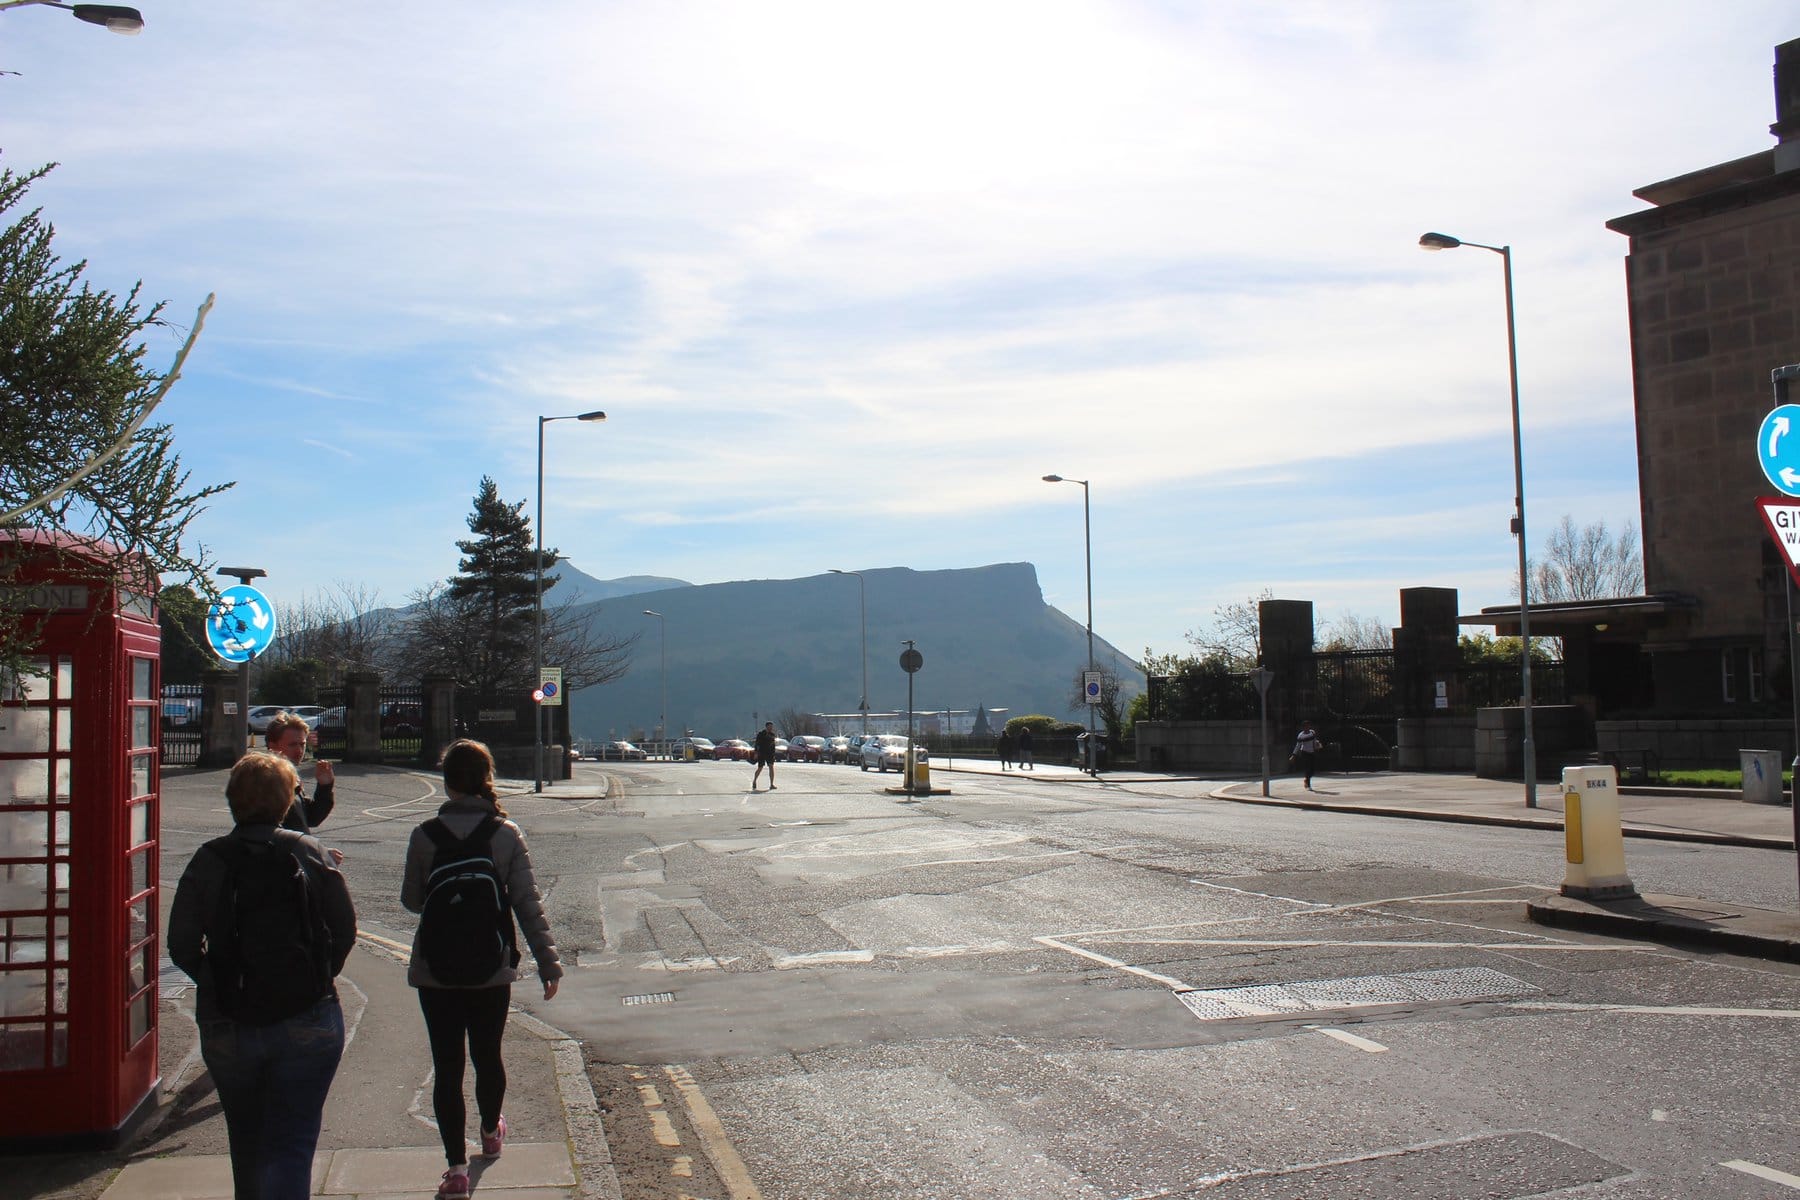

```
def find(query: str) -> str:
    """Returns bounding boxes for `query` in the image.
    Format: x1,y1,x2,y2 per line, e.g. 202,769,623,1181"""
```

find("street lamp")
535,408,607,793
1420,231,1537,807
643,610,666,745
0,1,144,33
1042,474,1097,771
829,569,867,734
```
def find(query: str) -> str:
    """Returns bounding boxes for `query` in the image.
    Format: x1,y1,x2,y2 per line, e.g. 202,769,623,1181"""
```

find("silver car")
860,734,928,772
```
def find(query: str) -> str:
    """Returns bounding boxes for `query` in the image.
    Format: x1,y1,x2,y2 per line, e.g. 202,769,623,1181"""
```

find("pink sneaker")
480,1114,507,1158
437,1168,471,1200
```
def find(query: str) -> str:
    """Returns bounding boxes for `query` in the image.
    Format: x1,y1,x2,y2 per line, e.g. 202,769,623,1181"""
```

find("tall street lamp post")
535,408,607,793
829,569,868,734
1420,231,1536,807
0,1,144,33
643,609,666,746
1042,474,1097,772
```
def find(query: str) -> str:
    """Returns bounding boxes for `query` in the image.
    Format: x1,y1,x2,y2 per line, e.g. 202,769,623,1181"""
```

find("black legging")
418,985,511,1166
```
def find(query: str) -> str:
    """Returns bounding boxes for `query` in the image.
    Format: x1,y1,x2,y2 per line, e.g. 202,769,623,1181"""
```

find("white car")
246,705,290,733
288,705,328,729
860,734,928,772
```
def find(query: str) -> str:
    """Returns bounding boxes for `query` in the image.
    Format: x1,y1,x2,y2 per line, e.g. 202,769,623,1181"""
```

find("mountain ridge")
561,561,1142,740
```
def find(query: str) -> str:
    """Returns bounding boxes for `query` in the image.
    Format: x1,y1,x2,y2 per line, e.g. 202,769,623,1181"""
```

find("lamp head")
577,409,607,422
69,5,143,33
1418,232,1462,251
1042,474,1064,483
643,609,660,617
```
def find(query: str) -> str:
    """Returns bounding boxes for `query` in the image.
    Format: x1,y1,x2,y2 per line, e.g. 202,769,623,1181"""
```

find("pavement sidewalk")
20,931,620,1200
939,761,1800,963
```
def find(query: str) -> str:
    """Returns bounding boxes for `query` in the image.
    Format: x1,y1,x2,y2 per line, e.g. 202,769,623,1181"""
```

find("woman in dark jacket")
402,739,562,1200
169,751,356,1200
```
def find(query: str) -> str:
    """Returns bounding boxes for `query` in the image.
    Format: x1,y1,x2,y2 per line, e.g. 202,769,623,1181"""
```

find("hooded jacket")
400,792,563,989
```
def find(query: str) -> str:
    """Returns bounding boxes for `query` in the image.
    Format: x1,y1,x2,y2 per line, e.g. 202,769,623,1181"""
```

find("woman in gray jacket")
401,739,562,1200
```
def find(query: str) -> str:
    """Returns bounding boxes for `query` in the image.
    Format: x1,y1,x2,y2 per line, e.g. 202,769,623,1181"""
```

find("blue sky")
5,2,1792,659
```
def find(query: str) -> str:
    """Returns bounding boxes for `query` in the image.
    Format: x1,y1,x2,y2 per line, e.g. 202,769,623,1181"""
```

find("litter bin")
1739,749,1783,805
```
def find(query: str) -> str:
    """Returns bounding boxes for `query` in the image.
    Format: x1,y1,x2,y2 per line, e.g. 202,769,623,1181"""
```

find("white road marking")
1034,935,1193,991
1085,938,1627,953
358,776,440,820
772,950,876,968
899,942,1017,958
643,956,743,973
1514,1002,1800,1020
1723,1160,1800,1190
1311,1026,1389,1053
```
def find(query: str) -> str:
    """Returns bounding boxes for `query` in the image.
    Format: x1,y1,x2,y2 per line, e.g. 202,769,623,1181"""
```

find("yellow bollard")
909,755,931,794
1559,765,1637,899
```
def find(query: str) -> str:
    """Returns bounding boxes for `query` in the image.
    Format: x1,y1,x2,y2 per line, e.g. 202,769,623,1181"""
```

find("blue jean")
200,995,346,1200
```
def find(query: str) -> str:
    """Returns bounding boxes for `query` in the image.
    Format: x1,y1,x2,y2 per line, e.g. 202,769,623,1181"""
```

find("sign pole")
1756,362,1800,904
1252,667,1274,797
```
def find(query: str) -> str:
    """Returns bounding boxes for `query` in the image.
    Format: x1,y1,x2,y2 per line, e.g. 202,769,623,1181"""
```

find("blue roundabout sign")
1756,403,1800,496
206,584,278,664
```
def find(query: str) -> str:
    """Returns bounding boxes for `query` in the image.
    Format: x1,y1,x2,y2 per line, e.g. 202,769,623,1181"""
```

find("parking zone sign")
539,667,563,706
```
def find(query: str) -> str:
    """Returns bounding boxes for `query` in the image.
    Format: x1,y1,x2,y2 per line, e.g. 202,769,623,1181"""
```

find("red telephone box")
0,531,162,1147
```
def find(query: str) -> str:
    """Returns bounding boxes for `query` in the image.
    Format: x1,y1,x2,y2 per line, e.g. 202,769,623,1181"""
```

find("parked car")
288,705,328,729
606,740,648,761
788,735,827,762
772,737,790,760
317,706,347,730
846,733,876,762
381,701,422,737
714,738,754,762
825,736,851,763
671,736,717,760
246,705,289,733
861,734,928,772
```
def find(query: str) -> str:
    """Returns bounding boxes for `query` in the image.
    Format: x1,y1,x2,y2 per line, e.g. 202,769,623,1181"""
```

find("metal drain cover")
621,992,676,1007
1177,966,1533,1021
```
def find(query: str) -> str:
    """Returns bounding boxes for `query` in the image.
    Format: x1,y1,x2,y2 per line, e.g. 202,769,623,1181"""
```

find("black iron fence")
1451,661,1566,711
159,684,203,766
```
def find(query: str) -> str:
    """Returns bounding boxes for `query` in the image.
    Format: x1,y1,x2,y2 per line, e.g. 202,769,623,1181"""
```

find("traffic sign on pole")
1757,404,1800,496
205,584,277,663
1084,671,1103,704
539,667,563,706
1756,497,1800,587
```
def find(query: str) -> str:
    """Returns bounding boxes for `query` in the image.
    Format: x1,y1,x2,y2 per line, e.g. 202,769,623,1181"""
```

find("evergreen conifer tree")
445,476,556,694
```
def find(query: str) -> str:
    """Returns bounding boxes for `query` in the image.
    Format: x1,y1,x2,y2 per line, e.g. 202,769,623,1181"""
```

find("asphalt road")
162,760,1800,1199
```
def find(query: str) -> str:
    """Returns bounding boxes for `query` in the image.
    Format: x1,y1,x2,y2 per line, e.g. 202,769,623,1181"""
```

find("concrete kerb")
1526,892,1800,964
1205,781,1793,851
355,931,623,1200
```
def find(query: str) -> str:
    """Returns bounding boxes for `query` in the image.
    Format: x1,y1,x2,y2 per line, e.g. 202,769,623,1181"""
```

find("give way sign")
1755,496,1800,587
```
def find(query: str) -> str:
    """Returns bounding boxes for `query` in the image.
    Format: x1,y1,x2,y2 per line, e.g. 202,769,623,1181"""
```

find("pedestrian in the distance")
169,751,356,1200
996,730,1015,771
752,721,778,790
1016,726,1035,771
402,740,562,1200
1292,719,1322,790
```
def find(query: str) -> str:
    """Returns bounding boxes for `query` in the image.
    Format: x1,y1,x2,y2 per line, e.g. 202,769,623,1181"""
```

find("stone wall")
1135,720,1265,774
1395,717,1477,771
1596,718,1795,767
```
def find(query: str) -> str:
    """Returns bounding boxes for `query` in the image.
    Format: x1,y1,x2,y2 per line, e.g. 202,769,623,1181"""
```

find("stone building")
1601,37,1800,708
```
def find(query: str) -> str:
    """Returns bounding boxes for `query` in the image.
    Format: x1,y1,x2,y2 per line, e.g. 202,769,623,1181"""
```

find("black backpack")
204,834,335,1025
418,816,520,985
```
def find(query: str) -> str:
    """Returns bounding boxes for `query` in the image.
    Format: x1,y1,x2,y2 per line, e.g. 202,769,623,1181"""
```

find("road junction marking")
1723,1160,1800,1190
